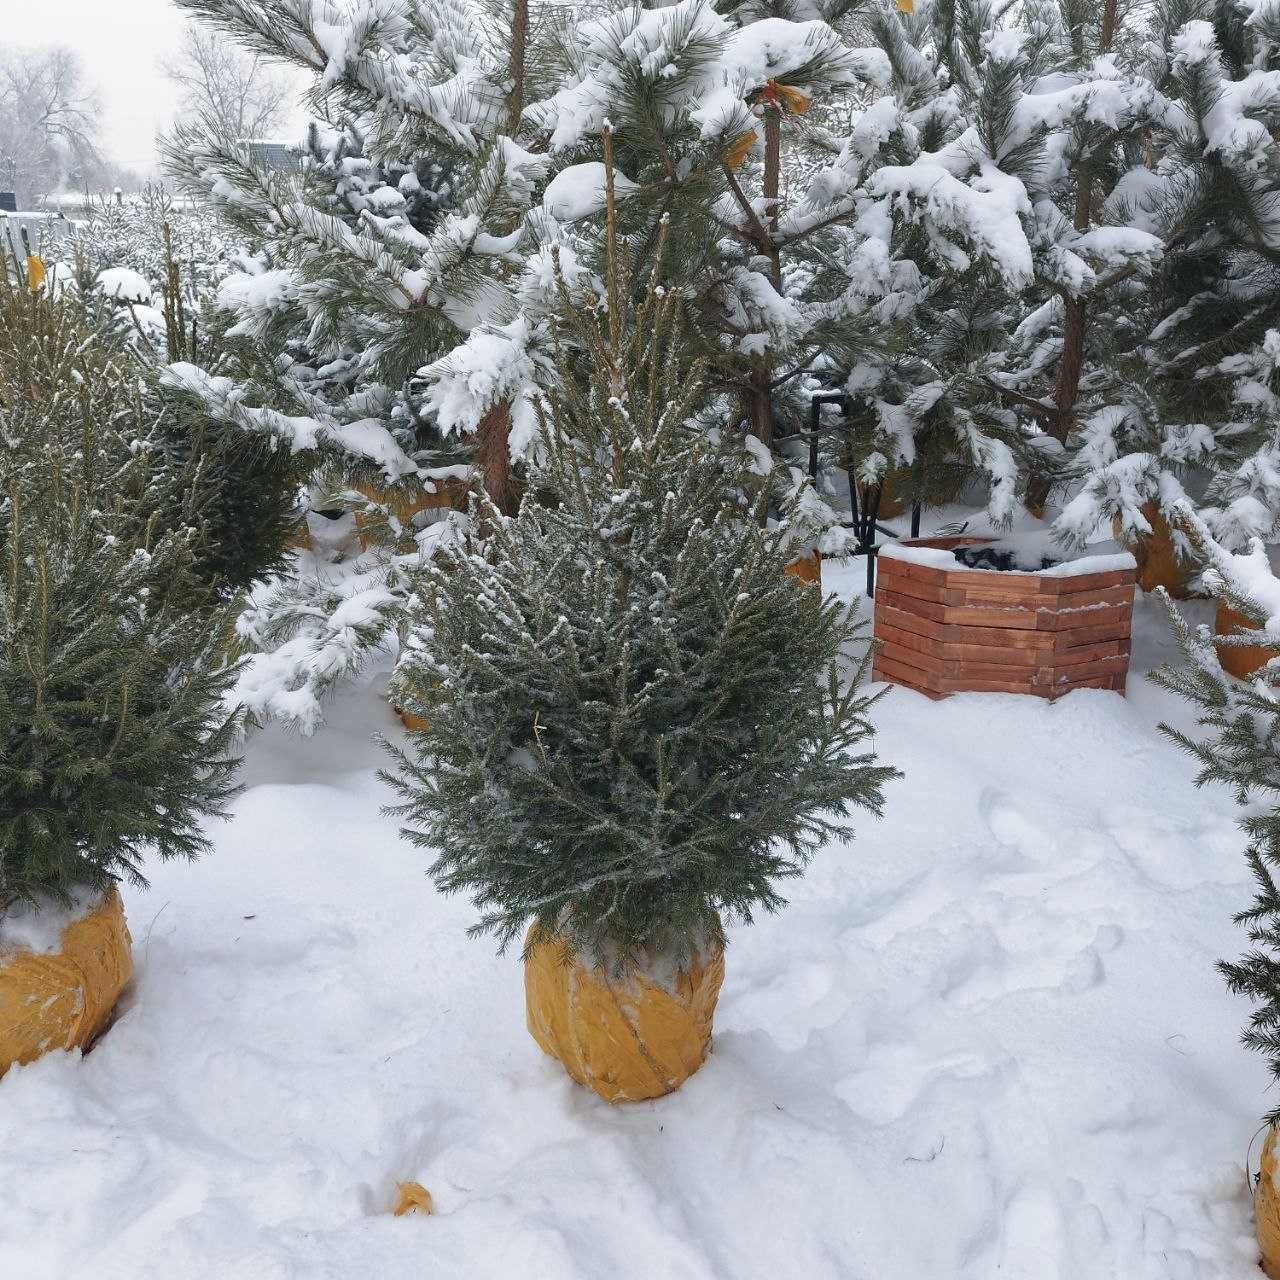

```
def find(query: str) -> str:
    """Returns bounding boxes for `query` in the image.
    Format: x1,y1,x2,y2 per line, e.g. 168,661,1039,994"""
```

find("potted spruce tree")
0,278,241,1076
384,161,898,1103
1151,505,1280,1274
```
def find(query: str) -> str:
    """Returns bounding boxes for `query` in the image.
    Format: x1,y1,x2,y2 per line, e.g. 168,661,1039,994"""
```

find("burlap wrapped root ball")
1258,1127,1280,1278
784,549,822,587
0,889,133,1077
525,930,725,1103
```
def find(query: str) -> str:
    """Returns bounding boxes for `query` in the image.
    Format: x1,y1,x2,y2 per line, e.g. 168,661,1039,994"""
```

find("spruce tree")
383,150,898,969
75,222,300,598
0,276,242,913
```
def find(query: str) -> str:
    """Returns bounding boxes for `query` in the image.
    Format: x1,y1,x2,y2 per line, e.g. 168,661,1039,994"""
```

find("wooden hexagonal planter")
872,535,1137,700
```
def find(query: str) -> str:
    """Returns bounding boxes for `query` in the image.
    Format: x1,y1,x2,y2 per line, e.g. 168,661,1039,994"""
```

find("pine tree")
154,0,550,728
0,275,242,913
1149,502,1280,1119
162,0,549,501
422,0,891,541
383,149,898,969
1050,0,1280,550
796,0,1175,526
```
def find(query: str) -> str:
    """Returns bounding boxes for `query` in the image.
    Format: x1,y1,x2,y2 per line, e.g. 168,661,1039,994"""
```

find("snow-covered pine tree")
0,274,242,912
158,0,551,728
803,0,1170,526
1047,0,1280,551
1149,502,1280,1120
164,0,548,507
1106,0,1280,554
423,0,919,552
383,145,898,967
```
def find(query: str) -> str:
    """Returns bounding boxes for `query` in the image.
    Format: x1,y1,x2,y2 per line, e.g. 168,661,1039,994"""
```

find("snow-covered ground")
0,563,1268,1279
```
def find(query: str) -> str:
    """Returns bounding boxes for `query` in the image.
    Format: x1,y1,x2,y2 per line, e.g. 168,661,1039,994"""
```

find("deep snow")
0,564,1269,1279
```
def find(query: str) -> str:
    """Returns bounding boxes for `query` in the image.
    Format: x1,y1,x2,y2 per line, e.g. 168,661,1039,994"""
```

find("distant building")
241,140,299,172
0,193,16,214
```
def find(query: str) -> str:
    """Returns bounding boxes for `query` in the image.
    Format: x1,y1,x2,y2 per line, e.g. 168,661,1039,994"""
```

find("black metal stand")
805,390,924,598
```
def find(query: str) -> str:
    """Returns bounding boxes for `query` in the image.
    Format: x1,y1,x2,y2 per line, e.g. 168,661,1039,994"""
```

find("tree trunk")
506,0,527,136
1025,0,1117,516
742,366,775,449
472,0,528,517
474,400,516,516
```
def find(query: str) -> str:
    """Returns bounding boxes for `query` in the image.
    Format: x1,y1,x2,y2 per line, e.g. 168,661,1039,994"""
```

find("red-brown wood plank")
1052,619,1134,651
956,582,1048,607
1049,640,1130,671
875,588,951,624
1036,653,1131,684
1041,584,1134,612
872,663,948,700
1052,568,1136,596
947,603,1041,630
876,558,949,588
1038,603,1132,634
873,571,956,607
930,672,1040,695
876,603,1055,649
875,621,1040,668
874,651,945,694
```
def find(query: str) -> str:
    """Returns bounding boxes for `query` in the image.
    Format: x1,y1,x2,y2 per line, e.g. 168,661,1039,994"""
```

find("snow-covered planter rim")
0,884,112,956
881,536,1136,579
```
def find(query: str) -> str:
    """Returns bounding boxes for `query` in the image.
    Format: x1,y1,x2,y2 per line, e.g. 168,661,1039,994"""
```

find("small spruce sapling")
383,139,899,972
0,277,242,913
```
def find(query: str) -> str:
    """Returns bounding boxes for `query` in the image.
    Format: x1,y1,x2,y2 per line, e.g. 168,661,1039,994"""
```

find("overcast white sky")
8,0,227,174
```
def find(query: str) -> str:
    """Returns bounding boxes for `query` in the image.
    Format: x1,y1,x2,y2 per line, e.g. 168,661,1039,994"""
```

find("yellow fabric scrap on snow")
393,1182,434,1216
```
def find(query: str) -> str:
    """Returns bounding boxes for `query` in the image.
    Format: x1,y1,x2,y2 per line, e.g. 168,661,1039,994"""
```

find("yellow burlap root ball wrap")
785,550,822,587
1259,1127,1280,1278
525,933,725,1103
0,889,132,1077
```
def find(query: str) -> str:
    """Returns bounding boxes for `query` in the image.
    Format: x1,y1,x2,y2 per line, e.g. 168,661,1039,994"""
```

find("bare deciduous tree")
0,46,104,207
162,24,294,142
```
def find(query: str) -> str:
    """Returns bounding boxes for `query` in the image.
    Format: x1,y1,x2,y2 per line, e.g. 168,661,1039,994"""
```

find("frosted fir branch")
229,563,407,735
160,361,418,478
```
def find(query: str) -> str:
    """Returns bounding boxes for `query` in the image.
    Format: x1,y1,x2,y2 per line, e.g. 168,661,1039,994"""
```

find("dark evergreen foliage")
0,276,243,912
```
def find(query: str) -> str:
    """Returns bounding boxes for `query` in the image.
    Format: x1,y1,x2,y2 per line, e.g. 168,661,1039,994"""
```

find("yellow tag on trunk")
25,255,45,290
771,83,812,114
897,0,914,11
723,130,757,169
